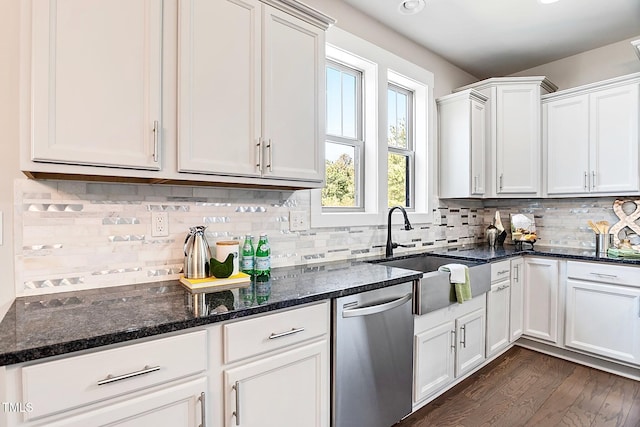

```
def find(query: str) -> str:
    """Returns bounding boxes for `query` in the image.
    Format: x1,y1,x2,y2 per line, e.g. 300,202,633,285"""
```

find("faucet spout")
386,206,413,257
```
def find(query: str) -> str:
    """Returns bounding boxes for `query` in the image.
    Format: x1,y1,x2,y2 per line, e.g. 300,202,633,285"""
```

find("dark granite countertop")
0,260,421,366
1,244,639,366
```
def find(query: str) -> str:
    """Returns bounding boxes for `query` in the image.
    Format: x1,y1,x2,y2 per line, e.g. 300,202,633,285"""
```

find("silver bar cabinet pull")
451,330,456,352
233,382,241,426
499,173,504,191
152,120,159,162
267,139,273,172
256,139,262,170
97,365,160,386
199,392,206,427
460,325,467,348
584,171,588,190
592,171,596,189
269,327,305,340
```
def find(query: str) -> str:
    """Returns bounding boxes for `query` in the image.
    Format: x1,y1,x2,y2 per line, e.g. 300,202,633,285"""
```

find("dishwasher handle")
342,293,412,318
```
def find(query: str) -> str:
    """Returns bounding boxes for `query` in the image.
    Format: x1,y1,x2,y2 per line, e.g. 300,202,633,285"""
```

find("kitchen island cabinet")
543,73,640,196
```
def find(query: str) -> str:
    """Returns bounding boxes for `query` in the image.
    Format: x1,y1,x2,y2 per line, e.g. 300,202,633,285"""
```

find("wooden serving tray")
179,273,251,293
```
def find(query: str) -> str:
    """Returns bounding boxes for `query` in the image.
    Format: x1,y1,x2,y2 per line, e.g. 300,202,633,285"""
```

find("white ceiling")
342,0,640,79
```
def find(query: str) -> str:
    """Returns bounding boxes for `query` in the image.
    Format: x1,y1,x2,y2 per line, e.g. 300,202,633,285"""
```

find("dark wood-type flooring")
396,346,640,427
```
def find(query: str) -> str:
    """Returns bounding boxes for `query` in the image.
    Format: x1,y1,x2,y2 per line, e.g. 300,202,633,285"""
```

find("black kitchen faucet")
386,206,413,257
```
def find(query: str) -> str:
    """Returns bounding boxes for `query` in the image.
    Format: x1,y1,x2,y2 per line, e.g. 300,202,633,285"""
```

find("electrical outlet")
289,210,308,231
151,212,169,237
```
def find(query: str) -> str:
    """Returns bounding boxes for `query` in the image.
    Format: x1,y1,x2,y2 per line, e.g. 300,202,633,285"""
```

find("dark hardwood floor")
396,346,640,427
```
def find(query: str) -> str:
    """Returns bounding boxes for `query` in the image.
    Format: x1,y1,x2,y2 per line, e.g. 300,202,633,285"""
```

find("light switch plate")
289,210,308,231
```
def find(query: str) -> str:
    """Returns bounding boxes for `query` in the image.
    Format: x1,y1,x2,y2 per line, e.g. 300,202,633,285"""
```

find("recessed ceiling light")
538,0,560,4
398,0,425,15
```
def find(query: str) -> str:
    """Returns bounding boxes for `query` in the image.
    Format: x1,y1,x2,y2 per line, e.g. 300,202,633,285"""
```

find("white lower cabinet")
44,378,206,427
219,302,330,427
486,260,511,357
224,341,327,427
509,257,525,341
523,257,559,343
565,261,640,365
2,331,208,427
414,296,485,405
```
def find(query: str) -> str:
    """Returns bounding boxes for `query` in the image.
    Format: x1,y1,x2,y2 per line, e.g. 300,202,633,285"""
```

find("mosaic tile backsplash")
14,179,629,296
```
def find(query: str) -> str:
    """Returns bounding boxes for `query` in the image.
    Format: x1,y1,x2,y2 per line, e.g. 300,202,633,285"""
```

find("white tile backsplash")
13,178,633,296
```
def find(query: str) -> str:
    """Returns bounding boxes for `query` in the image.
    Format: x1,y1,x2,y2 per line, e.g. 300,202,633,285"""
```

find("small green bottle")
241,235,255,276
254,234,271,277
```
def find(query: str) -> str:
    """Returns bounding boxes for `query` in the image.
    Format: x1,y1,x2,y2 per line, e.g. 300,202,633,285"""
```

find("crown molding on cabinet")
454,76,558,94
262,0,336,29
541,72,640,102
632,39,640,61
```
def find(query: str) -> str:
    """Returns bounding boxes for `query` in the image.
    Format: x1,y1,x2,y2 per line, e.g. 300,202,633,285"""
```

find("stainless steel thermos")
184,226,212,279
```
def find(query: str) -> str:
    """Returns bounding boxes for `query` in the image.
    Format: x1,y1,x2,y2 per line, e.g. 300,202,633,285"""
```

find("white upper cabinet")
178,0,262,177
437,89,487,198
178,0,328,184
31,0,163,170
544,74,640,196
24,0,333,189
454,77,557,198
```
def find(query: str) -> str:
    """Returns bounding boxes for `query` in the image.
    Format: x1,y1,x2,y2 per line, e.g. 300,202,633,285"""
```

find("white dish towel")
438,263,467,283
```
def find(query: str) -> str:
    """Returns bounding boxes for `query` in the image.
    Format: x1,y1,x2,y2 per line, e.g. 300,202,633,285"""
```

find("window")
311,28,434,228
323,60,363,210
387,84,414,208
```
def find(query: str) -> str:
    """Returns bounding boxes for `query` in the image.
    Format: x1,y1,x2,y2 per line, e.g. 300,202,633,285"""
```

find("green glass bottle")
255,274,271,305
254,234,271,277
241,234,255,276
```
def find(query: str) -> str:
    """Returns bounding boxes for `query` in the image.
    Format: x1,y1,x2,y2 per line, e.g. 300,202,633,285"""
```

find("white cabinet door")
495,84,541,195
545,95,590,195
455,308,485,377
486,280,510,357
523,258,559,343
589,83,639,194
262,6,324,182
178,0,262,177
178,2,325,183
47,378,206,427
437,90,487,198
509,257,525,342
414,321,455,402
31,0,162,170
224,340,328,427
565,279,640,365
470,98,486,196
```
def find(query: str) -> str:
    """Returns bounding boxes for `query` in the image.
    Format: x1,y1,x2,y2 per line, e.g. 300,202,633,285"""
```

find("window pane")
388,88,408,149
388,152,409,207
323,142,357,208
342,73,356,138
326,67,342,136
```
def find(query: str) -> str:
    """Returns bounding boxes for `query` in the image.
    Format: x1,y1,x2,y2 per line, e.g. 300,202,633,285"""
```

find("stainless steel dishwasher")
332,281,415,427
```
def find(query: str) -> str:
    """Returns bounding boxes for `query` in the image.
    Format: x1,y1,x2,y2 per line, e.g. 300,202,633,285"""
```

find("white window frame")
387,82,415,209
323,59,365,211
311,28,434,227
